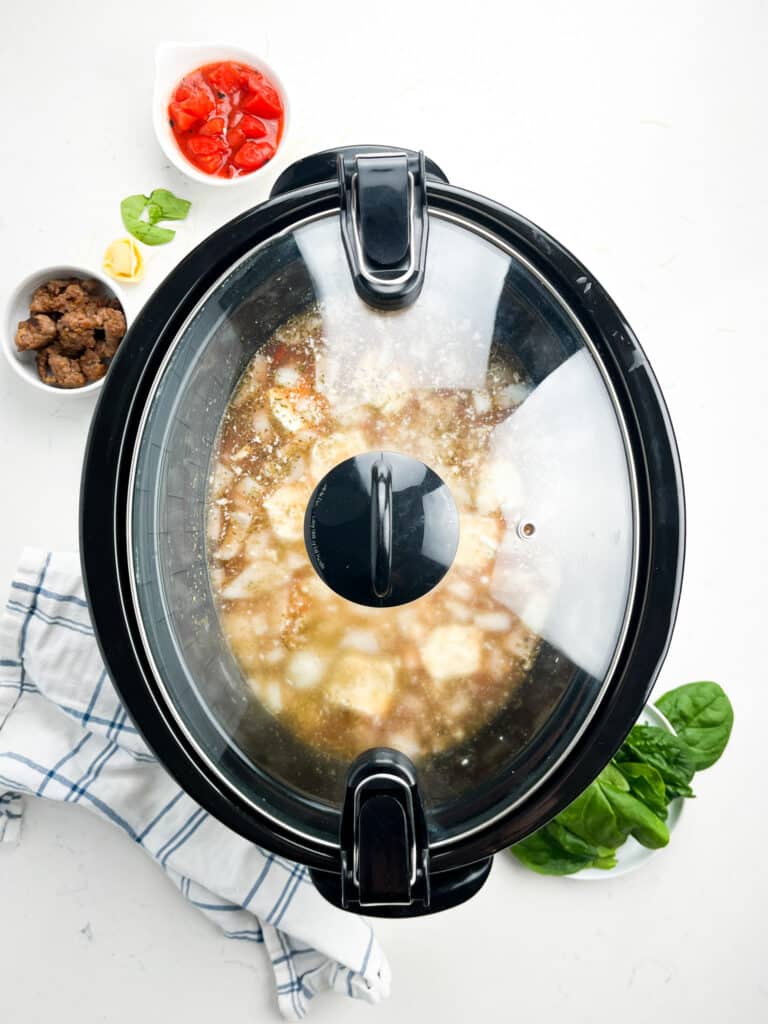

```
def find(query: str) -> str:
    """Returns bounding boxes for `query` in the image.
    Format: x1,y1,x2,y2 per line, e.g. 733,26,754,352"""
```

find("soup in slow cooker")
207,307,542,761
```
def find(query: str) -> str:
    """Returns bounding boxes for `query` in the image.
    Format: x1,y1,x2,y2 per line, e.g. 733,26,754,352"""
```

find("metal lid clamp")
338,150,430,310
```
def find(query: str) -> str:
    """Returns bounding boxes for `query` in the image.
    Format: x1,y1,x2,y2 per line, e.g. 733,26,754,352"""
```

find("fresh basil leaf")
510,820,613,876
120,193,148,223
121,194,177,245
120,189,191,246
616,724,696,800
614,761,669,819
129,220,176,245
600,784,670,849
148,188,192,221
656,681,734,770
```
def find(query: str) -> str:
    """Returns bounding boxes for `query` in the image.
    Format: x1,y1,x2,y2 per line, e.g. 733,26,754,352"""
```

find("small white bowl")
154,42,290,188
2,265,127,396
566,703,686,880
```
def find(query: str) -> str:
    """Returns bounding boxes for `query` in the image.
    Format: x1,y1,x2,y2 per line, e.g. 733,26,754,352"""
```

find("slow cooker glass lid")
129,209,637,848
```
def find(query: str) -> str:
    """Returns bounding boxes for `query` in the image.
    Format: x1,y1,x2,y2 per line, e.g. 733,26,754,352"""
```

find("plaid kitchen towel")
0,549,390,1020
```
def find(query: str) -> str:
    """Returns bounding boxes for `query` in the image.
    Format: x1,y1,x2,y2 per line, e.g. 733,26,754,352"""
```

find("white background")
1,1,767,1020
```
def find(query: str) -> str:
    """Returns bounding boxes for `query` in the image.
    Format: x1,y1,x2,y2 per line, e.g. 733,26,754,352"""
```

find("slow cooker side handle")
338,150,430,311
309,749,493,917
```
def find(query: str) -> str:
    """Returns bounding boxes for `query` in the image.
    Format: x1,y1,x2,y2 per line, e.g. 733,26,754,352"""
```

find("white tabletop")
1,2,767,1021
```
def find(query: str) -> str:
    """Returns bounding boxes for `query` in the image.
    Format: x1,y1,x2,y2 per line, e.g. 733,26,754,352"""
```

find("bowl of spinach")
510,681,734,879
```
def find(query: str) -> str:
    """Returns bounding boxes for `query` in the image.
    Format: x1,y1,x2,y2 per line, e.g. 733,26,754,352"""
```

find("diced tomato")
241,83,283,119
169,102,200,132
239,114,268,138
199,117,226,137
206,62,242,95
179,87,214,120
193,153,226,175
187,135,228,157
187,131,228,173
240,69,264,91
187,136,228,155
226,127,246,151
169,60,284,178
232,140,275,171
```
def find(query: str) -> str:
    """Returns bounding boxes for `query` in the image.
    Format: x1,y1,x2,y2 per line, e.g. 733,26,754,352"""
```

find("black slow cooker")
80,146,684,916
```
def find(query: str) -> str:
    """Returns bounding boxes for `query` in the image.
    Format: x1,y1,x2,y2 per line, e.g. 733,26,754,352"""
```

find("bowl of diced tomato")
154,43,289,185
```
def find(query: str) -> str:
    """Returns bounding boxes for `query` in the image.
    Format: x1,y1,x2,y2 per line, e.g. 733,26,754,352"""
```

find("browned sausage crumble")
15,277,127,388
15,314,58,351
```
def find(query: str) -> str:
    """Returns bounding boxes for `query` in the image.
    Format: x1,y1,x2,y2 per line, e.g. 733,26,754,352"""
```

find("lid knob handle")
304,451,460,608
370,457,393,598
338,151,430,310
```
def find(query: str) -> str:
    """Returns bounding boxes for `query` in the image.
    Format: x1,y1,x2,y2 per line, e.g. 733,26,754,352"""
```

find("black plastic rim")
80,155,684,874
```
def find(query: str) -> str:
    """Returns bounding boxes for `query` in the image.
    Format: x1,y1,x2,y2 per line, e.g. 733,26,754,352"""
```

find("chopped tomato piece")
241,83,283,119
233,140,275,171
179,87,214,120
240,69,264,91
199,117,226,137
207,62,242,95
239,114,268,138
169,102,200,132
226,127,246,151
193,152,226,175
187,134,228,158
169,60,283,178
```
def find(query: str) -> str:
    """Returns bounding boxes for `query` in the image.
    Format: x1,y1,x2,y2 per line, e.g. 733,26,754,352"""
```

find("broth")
207,307,541,762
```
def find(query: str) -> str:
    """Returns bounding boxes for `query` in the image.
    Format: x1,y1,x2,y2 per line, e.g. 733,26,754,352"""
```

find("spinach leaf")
601,762,630,792
148,188,192,221
557,762,670,852
558,770,625,849
146,202,164,225
510,820,616,875
616,724,695,799
600,784,670,849
510,683,734,877
617,761,669,819
656,681,734,770
557,783,620,849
